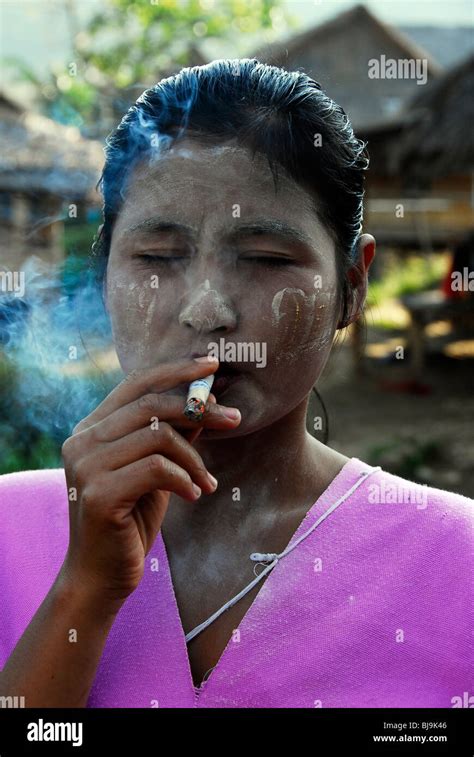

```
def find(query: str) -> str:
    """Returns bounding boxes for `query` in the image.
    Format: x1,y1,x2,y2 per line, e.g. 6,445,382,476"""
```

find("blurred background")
0,0,473,494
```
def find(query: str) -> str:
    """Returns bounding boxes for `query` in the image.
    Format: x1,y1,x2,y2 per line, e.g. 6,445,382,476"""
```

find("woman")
0,59,471,708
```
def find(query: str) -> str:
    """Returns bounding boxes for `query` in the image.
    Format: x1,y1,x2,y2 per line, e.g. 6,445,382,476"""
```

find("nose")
178,280,237,335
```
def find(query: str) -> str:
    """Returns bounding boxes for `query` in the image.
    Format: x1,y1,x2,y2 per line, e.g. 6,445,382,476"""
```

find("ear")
337,233,376,329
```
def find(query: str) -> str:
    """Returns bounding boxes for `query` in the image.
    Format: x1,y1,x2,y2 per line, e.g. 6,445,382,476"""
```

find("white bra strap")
185,466,381,644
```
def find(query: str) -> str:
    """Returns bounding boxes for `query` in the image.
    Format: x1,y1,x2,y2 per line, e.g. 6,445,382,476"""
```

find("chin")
197,424,247,440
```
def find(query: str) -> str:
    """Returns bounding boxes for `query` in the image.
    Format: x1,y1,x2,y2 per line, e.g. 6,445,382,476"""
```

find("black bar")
0,707,471,755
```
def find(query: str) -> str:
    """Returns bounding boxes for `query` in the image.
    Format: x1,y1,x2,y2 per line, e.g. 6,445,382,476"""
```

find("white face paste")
138,295,157,360
110,280,159,362
165,144,243,160
271,287,334,362
178,279,230,333
271,288,311,327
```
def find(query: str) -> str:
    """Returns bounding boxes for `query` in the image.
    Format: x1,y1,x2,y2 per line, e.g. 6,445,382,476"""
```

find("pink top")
0,457,472,708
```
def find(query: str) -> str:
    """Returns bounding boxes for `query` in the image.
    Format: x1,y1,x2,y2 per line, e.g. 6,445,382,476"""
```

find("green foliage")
0,353,119,474
83,0,289,89
366,253,449,329
368,253,447,305
3,0,293,134
1,430,62,474
0,358,61,473
64,222,97,259
366,435,442,482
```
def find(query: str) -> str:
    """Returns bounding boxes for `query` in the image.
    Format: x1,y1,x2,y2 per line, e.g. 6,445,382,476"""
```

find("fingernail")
223,407,241,420
192,483,202,498
207,473,218,489
194,355,218,363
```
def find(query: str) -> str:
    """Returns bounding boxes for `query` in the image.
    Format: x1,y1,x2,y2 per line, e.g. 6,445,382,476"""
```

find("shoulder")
0,468,69,541
0,467,67,496
0,470,70,666
360,462,472,520
352,459,473,563
342,460,472,646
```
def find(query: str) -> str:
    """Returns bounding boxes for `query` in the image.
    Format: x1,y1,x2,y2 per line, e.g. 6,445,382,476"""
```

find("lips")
211,364,244,396
189,353,245,395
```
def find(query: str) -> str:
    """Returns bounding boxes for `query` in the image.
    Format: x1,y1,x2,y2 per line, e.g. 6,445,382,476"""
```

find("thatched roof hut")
363,53,474,186
252,3,442,131
0,93,104,202
393,53,474,184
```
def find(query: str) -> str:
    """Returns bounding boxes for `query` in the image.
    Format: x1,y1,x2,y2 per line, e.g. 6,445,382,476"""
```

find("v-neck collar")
157,456,370,705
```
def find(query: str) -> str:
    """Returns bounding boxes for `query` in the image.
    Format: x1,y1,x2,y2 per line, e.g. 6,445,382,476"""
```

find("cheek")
270,286,338,365
106,272,164,369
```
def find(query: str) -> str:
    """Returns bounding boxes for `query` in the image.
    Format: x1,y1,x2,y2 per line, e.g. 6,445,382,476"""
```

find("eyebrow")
122,218,195,238
121,217,317,253
224,219,316,251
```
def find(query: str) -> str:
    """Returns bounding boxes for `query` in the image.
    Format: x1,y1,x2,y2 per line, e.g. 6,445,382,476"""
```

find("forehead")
114,138,320,231
128,138,297,190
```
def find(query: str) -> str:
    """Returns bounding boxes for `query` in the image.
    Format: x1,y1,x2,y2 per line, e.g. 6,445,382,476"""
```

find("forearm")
0,569,122,708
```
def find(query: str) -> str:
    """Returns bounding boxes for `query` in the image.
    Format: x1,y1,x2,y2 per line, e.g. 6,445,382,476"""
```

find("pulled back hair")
93,58,370,324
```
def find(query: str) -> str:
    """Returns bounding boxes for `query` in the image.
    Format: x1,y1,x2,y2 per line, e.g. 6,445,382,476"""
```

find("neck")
185,394,346,520
196,395,309,484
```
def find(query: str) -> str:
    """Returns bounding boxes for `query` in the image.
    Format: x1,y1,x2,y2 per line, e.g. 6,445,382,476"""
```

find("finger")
109,454,204,507
76,392,240,443
73,357,219,434
185,426,203,445
92,423,216,494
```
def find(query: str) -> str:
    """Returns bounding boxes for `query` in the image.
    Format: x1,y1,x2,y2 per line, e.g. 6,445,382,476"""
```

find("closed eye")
240,257,293,266
133,254,188,263
133,254,294,267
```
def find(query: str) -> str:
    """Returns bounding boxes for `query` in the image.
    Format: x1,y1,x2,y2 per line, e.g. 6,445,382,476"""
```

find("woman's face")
105,138,342,436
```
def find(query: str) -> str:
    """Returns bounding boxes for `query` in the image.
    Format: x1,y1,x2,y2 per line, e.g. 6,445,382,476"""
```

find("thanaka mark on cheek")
271,287,336,363
271,288,310,327
107,275,160,364
137,294,158,360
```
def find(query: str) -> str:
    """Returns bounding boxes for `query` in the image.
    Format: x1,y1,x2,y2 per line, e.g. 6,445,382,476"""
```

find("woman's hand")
59,357,240,610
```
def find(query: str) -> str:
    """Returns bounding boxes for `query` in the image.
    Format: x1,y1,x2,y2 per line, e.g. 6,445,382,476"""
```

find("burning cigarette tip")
183,374,215,422
184,398,207,421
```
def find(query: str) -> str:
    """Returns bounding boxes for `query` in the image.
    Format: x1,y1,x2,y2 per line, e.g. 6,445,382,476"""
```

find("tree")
4,0,294,138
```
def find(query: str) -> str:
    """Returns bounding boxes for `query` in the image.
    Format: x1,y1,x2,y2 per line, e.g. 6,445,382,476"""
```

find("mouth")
211,363,245,397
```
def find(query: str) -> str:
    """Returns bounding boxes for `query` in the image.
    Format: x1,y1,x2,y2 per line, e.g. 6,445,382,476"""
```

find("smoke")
0,253,115,444
1,66,204,461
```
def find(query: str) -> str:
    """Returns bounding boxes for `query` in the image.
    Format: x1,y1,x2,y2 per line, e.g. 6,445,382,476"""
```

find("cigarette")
183,374,215,422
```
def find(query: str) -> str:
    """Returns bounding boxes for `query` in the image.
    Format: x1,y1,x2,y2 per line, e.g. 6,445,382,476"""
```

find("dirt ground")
311,327,474,499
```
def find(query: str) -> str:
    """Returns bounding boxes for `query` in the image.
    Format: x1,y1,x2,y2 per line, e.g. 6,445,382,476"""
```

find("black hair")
92,57,369,325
